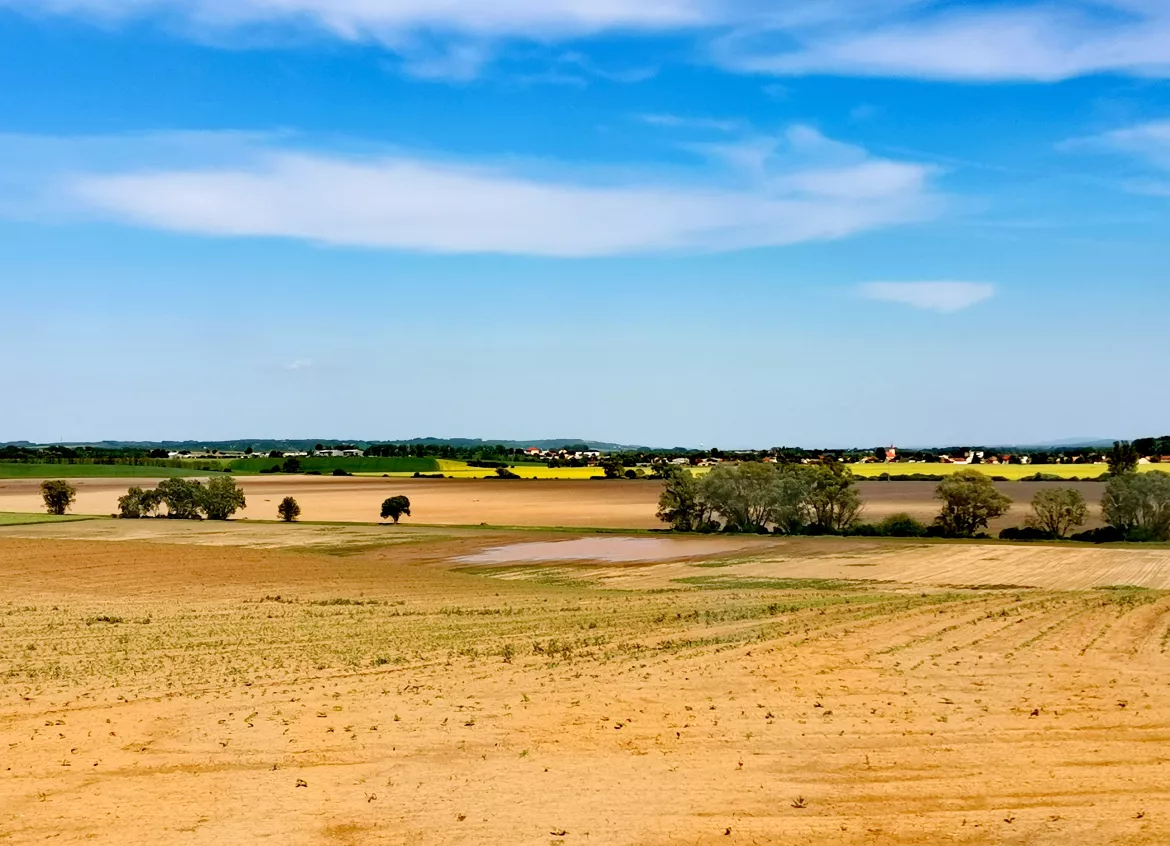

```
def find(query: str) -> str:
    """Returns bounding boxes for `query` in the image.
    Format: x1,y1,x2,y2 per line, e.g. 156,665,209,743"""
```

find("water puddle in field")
457,536,756,564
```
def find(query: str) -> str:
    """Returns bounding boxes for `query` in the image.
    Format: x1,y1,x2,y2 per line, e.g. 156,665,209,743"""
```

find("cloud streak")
858,282,996,313
55,128,939,257
1061,120,1170,195
713,1,1170,82
7,0,1170,82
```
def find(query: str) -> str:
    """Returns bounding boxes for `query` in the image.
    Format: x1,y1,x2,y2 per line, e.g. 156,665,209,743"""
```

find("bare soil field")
0,477,1109,532
3,523,1170,844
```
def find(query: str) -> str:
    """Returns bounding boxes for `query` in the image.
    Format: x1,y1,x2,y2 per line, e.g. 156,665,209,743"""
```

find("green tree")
656,467,706,531
118,486,147,519
1026,488,1088,539
599,455,625,479
1133,438,1157,459
380,495,412,524
1107,441,1140,476
277,496,301,523
1101,471,1170,541
694,463,816,534
933,470,1012,537
40,480,76,516
767,465,817,535
139,488,163,517
201,475,246,521
282,457,303,474
806,464,863,532
156,478,204,520
698,463,780,532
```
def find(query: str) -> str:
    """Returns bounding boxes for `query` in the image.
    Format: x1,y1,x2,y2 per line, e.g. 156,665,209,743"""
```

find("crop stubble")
2,526,1169,845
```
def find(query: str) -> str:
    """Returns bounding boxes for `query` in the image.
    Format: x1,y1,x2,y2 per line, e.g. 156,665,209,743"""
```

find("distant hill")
0,437,671,452
1,436,1128,453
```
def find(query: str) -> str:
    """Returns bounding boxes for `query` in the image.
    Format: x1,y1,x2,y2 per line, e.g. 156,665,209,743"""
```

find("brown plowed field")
3,525,1169,845
0,477,1110,532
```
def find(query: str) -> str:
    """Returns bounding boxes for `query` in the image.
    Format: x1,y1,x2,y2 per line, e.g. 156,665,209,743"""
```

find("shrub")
846,523,879,537
282,457,303,474
999,525,1054,541
332,468,351,477
1070,526,1127,544
495,467,521,479
875,512,928,537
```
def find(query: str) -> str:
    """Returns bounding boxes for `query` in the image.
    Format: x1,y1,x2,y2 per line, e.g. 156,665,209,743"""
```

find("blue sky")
1,1,1168,447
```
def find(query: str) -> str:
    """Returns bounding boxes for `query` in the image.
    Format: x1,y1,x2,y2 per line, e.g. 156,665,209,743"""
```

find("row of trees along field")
42,478,415,525
41,479,414,526
656,462,1170,542
38,477,247,520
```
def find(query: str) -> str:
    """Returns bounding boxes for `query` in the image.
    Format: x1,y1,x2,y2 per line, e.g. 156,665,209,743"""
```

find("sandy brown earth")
3,523,1170,845
0,477,1110,532
0,477,666,529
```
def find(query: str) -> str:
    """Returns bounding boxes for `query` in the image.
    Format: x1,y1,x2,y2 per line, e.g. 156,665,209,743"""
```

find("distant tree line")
364,443,533,462
9,435,1170,473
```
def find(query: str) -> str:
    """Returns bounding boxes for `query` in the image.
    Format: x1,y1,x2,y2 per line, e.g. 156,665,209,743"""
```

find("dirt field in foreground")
3,524,1170,845
0,477,1110,531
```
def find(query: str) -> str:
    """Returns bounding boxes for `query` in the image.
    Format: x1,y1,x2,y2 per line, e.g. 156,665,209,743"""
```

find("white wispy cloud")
640,113,742,133
713,1,1170,83
0,128,942,257
1063,120,1170,168
0,0,708,80
1060,120,1170,195
8,0,717,35
858,282,996,313
8,0,1170,82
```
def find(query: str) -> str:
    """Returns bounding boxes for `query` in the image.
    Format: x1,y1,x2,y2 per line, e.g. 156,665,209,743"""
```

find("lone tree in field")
1026,488,1088,539
1107,441,1140,476
1101,470,1170,541
277,496,301,523
380,495,411,524
201,475,247,521
40,480,76,516
933,470,1012,537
